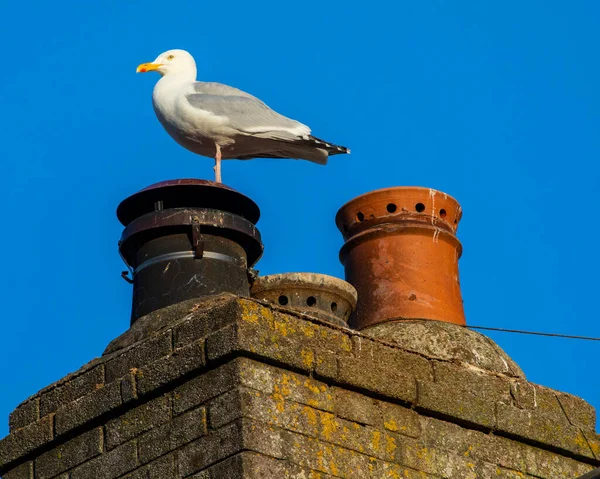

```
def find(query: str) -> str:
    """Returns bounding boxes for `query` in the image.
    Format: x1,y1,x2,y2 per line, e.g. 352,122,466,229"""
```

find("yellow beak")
136,63,162,73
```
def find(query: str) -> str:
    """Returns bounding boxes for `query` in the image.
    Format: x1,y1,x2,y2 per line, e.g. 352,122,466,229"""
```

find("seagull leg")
213,144,222,183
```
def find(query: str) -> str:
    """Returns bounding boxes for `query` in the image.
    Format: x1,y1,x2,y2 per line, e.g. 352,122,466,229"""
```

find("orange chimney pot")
335,186,466,329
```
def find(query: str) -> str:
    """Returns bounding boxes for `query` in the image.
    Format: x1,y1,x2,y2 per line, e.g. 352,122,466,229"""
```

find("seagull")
136,49,349,183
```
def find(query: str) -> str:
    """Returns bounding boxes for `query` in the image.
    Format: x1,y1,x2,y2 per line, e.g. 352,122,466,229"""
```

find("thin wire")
466,325,600,341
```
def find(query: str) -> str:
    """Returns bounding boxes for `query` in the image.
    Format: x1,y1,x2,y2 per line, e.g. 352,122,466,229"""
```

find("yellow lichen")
386,435,397,455
372,430,381,452
304,379,322,395
301,349,315,368
384,419,399,432
320,413,340,441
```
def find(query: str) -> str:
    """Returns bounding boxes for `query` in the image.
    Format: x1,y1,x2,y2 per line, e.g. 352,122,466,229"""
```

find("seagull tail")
280,135,350,165
237,134,350,165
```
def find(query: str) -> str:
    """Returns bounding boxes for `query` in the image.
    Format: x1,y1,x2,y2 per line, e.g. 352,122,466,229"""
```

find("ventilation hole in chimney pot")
306,296,317,307
439,209,447,218
415,203,425,213
356,212,364,222
386,203,397,213
454,219,458,225
331,302,338,312
278,295,289,306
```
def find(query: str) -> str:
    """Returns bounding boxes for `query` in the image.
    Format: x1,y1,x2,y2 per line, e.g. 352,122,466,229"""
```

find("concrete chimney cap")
362,319,525,378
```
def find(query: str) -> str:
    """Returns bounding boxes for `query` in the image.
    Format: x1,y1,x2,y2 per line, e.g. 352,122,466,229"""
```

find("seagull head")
136,49,197,79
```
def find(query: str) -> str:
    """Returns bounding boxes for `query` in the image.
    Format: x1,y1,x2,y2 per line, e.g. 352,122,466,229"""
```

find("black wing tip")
308,136,350,155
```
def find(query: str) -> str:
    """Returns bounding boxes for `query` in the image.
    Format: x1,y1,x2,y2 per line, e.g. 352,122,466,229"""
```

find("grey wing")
186,93,310,137
193,82,264,102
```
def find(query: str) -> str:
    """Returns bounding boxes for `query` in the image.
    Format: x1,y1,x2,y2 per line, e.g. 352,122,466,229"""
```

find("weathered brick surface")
338,356,417,404
135,339,206,397
173,362,236,416
496,401,595,459
1,461,33,479
54,381,122,436
8,400,39,433
70,441,138,479
138,405,207,464
238,358,334,413
121,454,176,478
35,428,102,479
351,335,433,381
377,400,421,438
190,451,339,479
39,365,105,418
178,421,244,476
0,296,598,479
105,396,171,449
557,391,597,431
0,415,53,469
334,387,378,426
105,330,172,383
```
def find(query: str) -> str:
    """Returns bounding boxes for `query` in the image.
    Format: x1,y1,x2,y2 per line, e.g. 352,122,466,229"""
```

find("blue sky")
0,1,598,437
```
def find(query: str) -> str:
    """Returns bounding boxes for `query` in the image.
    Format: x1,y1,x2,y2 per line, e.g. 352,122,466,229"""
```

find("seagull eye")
167,55,175,60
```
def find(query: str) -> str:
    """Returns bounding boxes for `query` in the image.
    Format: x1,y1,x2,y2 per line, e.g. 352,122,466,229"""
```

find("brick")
377,400,421,438
395,437,485,478
218,387,321,438
173,299,240,349
138,406,207,464
188,453,245,479
35,428,102,479
208,389,244,430
419,414,594,479
178,421,243,476
135,339,206,397
496,402,595,459
334,387,378,426
105,396,171,449
420,415,526,471
121,454,175,478
240,419,284,459
189,451,338,479
207,302,352,375
0,415,53,468
1,461,33,479
8,400,39,432
232,386,403,463
239,359,334,412
54,381,122,436
120,372,138,404
352,335,433,381
556,392,597,431
242,452,339,479
39,366,104,417
283,428,380,477
338,356,417,404
70,441,137,479
173,362,236,416
314,349,338,380
417,375,497,429
480,464,539,479
105,330,172,382
206,324,238,361
433,361,511,404
584,431,600,460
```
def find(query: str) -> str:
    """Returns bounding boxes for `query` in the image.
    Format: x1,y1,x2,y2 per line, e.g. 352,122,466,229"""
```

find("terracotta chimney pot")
335,186,466,329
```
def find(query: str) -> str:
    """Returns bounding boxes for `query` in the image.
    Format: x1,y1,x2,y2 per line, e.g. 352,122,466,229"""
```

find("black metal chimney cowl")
117,179,263,324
